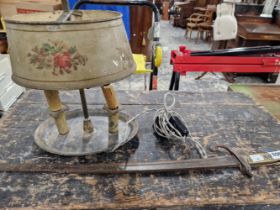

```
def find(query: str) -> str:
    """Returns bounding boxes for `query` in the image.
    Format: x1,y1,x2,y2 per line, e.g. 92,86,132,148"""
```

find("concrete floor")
115,20,264,91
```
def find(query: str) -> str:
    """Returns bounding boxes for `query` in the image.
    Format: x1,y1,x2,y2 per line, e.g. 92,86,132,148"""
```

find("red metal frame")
171,46,280,75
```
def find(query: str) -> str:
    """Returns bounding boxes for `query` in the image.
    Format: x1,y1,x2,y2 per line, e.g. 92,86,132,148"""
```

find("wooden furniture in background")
173,1,195,27
194,0,220,12
212,6,280,83
185,12,204,39
194,0,207,7
236,17,280,82
162,1,170,20
171,0,220,28
185,5,216,41
197,6,216,42
238,21,280,42
130,4,153,57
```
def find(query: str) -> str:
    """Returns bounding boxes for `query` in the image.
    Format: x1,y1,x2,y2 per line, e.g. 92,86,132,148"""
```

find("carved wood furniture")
238,21,280,42
172,0,220,28
185,5,215,41
185,13,204,39
173,1,195,27
197,6,216,42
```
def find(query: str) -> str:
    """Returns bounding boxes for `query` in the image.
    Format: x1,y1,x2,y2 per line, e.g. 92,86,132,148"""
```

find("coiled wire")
152,93,207,159
113,92,207,159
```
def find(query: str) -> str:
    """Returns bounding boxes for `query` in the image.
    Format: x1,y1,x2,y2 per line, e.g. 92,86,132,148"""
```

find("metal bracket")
48,104,69,119
103,105,121,116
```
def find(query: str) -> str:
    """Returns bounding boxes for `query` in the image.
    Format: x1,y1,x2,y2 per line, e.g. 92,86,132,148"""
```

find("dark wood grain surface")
0,89,279,209
238,22,280,41
229,84,280,120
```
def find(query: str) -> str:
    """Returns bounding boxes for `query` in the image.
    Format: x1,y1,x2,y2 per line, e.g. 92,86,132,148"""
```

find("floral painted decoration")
27,40,88,76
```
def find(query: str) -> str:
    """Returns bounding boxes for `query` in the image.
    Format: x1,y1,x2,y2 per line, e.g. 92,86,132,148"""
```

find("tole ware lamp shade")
6,10,135,90
5,10,138,155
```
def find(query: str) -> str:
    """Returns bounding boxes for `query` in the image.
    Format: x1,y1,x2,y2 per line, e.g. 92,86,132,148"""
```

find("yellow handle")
154,45,163,67
1,17,6,32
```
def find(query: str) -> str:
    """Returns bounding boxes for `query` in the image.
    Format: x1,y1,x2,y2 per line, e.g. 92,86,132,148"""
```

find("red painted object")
171,46,280,76
169,46,280,90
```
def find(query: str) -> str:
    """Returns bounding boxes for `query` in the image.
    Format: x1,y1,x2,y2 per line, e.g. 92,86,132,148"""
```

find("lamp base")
34,109,138,156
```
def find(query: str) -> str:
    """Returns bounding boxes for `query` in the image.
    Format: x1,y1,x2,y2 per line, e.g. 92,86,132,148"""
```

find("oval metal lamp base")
34,109,138,156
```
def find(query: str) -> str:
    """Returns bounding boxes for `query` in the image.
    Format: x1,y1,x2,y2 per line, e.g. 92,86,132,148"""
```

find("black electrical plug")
169,116,189,137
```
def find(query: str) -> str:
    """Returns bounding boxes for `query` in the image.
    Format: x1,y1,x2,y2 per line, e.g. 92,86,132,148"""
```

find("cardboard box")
0,0,18,17
16,1,62,14
0,1,61,17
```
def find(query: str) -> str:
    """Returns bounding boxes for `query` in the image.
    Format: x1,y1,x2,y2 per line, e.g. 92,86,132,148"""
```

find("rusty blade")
0,156,255,174
0,155,278,175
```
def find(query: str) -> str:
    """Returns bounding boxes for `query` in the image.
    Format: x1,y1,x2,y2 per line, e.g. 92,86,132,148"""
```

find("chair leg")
207,31,211,41
200,30,204,40
189,29,192,39
196,30,200,43
209,30,213,47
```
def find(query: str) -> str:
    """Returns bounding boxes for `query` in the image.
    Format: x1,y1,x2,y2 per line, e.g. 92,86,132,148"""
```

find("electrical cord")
112,92,207,159
152,93,207,159
111,108,157,151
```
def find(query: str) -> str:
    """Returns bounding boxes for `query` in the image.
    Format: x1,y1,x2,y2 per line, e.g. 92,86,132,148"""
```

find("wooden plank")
18,89,255,105
238,22,280,41
0,90,279,209
229,84,280,120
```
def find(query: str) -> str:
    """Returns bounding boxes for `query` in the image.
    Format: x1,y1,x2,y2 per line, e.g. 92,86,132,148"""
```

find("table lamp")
5,10,138,155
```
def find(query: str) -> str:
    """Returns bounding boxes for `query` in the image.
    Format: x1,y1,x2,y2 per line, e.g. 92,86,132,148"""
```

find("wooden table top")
229,84,280,120
0,90,279,209
238,22,280,41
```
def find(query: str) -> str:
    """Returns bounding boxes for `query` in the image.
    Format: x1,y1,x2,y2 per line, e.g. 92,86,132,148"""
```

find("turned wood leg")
44,90,69,135
101,84,119,133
